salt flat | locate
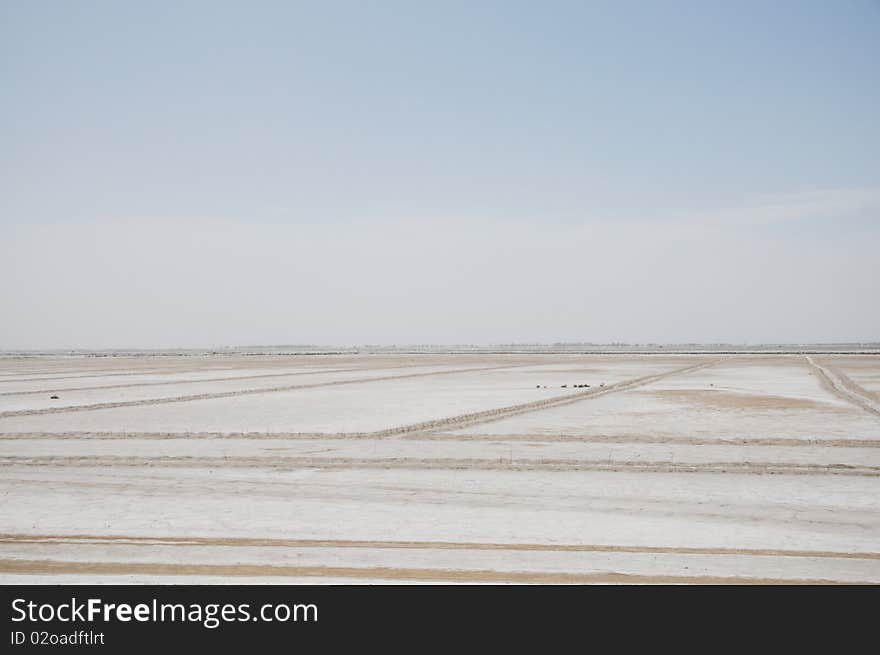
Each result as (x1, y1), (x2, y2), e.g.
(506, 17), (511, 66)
(1, 352), (878, 584)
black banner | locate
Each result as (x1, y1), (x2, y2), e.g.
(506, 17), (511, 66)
(1, 585), (875, 650)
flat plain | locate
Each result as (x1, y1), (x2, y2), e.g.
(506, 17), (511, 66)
(1, 351), (879, 583)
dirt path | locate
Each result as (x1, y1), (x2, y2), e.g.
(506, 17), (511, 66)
(0, 363), (536, 419)
(2, 533), (876, 560)
(0, 558), (868, 584)
(405, 432), (880, 447)
(369, 358), (724, 438)
(0, 367), (242, 384)
(1, 431), (876, 448)
(0, 366), (369, 397)
(4, 454), (877, 476)
(805, 356), (880, 418)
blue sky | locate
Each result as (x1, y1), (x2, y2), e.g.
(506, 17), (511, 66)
(1, 1), (878, 347)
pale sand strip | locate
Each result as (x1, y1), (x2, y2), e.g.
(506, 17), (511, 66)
(0, 363), (535, 419)
(806, 355), (880, 418)
(0, 559), (870, 584)
(2, 455), (877, 475)
(1, 533), (877, 560)
(1, 431), (876, 448)
(0, 366), (369, 397)
(359, 358), (723, 438)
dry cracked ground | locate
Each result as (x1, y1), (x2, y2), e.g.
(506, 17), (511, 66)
(1, 351), (879, 584)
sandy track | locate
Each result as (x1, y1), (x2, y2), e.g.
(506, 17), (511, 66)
(0, 363), (534, 419)
(0, 360), (491, 398)
(0, 558), (867, 584)
(3, 533), (876, 560)
(813, 357), (880, 411)
(1, 431), (876, 448)
(0, 366), (371, 397)
(363, 358), (723, 438)
(805, 355), (880, 417)
(0, 368), (243, 384)
(408, 432), (880, 447)
(3, 454), (877, 476)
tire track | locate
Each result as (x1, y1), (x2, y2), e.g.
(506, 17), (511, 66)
(0, 358), (719, 426)
(3, 454), (877, 476)
(0, 367), (240, 383)
(0, 361), (373, 383)
(0, 559), (867, 584)
(806, 356), (880, 418)
(816, 358), (880, 404)
(0, 365), (417, 397)
(0, 363), (535, 419)
(2, 533), (876, 560)
(0, 360), (511, 396)
(1, 431), (876, 448)
(365, 358), (723, 438)
(402, 433), (880, 447)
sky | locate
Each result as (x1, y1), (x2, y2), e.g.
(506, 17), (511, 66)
(1, 1), (879, 348)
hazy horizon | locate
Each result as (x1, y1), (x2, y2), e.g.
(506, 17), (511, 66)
(4, 340), (880, 354)
(3, 2), (878, 349)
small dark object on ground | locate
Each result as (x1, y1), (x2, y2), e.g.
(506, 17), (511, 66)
(50, 395), (59, 399)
